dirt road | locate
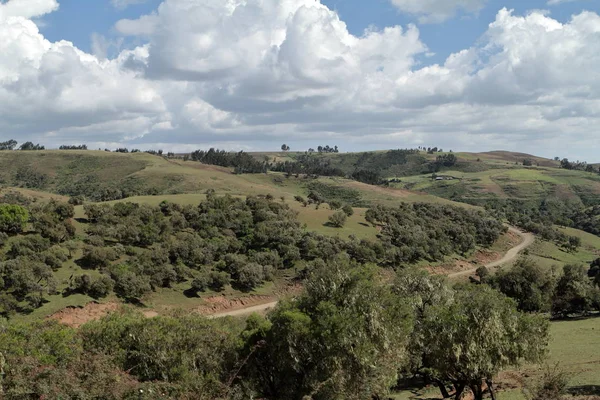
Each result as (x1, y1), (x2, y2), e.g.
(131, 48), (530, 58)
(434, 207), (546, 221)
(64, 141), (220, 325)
(212, 226), (535, 318)
(448, 226), (535, 278)
(211, 301), (279, 318)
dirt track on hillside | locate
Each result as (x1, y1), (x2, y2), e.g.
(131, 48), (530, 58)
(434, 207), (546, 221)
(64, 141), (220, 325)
(210, 226), (535, 318)
(448, 226), (535, 278)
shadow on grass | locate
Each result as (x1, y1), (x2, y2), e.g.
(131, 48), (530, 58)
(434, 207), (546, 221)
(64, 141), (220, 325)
(568, 385), (600, 397)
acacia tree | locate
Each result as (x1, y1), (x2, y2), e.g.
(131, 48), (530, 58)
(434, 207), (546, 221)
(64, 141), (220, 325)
(420, 285), (549, 400)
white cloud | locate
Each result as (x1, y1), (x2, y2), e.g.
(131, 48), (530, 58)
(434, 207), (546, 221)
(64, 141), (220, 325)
(1, 0), (600, 160)
(547, 0), (578, 5)
(389, 0), (488, 23)
(110, 0), (147, 10)
(0, 0), (58, 19)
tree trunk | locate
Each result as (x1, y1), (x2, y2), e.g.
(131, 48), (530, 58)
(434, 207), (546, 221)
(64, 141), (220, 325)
(454, 383), (466, 400)
(486, 379), (497, 400)
(469, 384), (484, 400)
(434, 380), (451, 399)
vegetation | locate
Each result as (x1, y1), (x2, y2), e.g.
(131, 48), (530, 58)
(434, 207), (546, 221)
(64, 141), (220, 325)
(189, 148), (268, 174)
(0, 147), (598, 399)
(0, 257), (551, 399)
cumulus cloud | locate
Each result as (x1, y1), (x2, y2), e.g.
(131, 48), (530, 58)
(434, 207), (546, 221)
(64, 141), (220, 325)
(389, 0), (488, 23)
(1, 0), (600, 159)
(0, 0), (58, 18)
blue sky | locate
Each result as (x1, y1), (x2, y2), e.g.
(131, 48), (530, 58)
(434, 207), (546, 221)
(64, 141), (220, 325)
(1, 0), (600, 159)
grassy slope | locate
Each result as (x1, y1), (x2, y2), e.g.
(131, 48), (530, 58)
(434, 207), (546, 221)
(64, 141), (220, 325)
(388, 151), (600, 205)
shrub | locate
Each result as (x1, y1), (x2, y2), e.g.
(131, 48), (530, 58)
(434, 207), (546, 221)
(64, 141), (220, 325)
(210, 271), (230, 291)
(342, 204), (354, 217)
(328, 211), (347, 228)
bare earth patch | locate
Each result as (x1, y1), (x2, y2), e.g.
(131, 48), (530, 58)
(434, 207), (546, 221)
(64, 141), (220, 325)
(48, 301), (120, 328)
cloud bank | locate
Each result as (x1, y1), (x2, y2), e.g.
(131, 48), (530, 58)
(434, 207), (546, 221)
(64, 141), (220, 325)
(1, 0), (600, 159)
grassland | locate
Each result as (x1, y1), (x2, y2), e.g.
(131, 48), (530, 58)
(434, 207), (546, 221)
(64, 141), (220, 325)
(389, 152), (600, 205)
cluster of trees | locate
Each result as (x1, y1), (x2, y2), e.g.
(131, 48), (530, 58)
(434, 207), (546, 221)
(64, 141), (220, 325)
(430, 153), (458, 171)
(0, 200), (76, 314)
(559, 157), (599, 173)
(483, 197), (600, 251)
(0, 192), (506, 315)
(188, 148), (268, 174)
(366, 203), (506, 265)
(271, 154), (345, 178)
(59, 145), (88, 150)
(18, 141), (45, 151)
(0, 257), (550, 400)
(309, 145), (339, 153)
(479, 258), (600, 318)
(0, 140), (45, 151)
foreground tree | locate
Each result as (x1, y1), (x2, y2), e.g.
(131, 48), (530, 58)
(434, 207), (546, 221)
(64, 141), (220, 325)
(420, 285), (549, 400)
(243, 256), (412, 399)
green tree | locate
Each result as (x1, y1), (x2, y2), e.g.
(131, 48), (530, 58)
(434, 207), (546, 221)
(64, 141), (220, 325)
(488, 258), (555, 312)
(0, 204), (29, 234)
(328, 211), (347, 228)
(552, 264), (600, 318)
(342, 204), (354, 217)
(243, 256), (412, 399)
(420, 285), (549, 400)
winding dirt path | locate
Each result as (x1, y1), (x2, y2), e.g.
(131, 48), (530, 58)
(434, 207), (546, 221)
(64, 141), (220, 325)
(212, 226), (535, 318)
(448, 226), (535, 278)
(210, 301), (279, 318)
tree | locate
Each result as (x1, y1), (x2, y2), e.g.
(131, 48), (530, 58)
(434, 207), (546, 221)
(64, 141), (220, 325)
(488, 258), (555, 312)
(342, 204), (354, 217)
(420, 285), (549, 400)
(19, 142), (45, 151)
(0, 204), (29, 234)
(0, 139), (18, 150)
(243, 257), (412, 399)
(552, 264), (600, 318)
(328, 211), (347, 228)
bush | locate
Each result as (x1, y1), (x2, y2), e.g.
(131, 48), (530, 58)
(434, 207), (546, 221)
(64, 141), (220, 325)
(210, 271), (230, 291)
(328, 200), (342, 210)
(328, 211), (347, 228)
(523, 364), (570, 400)
(342, 204), (354, 217)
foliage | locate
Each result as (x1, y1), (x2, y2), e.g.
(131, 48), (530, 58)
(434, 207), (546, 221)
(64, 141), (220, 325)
(523, 364), (570, 400)
(0, 204), (29, 234)
(419, 285), (549, 400)
(190, 148), (268, 174)
(19, 142), (45, 151)
(0, 139), (18, 150)
(328, 211), (347, 228)
(59, 145), (88, 150)
(552, 264), (600, 318)
(366, 203), (506, 265)
(242, 257), (412, 399)
(488, 258), (556, 312)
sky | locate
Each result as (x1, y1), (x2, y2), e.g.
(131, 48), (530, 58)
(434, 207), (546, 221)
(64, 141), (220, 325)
(0, 0), (599, 160)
